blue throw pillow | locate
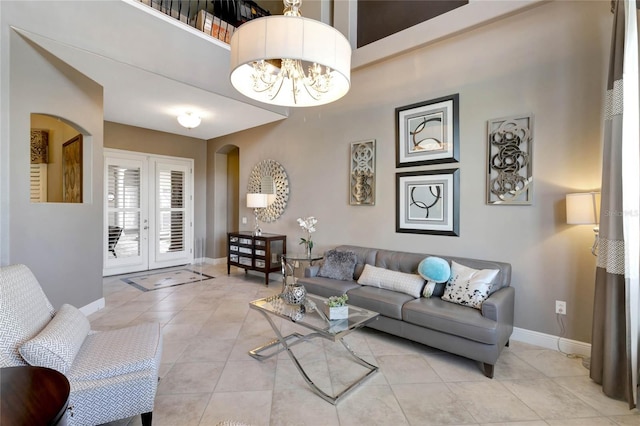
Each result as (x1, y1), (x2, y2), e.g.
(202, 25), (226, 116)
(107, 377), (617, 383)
(418, 257), (451, 298)
(418, 257), (451, 283)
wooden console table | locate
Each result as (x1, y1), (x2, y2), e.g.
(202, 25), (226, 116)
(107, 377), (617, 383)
(228, 231), (286, 286)
(1, 365), (70, 425)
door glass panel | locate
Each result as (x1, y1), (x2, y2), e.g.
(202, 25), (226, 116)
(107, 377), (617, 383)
(107, 165), (141, 259)
(158, 169), (185, 254)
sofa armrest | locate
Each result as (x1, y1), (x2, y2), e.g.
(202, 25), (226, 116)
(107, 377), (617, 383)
(481, 286), (514, 325)
(305, 265), (320, 277)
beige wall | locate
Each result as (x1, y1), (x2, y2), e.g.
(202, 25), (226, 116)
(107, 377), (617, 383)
(104, 122), (208, 248)
(208, 1), (609, 342)
(7, 28), (104, 309)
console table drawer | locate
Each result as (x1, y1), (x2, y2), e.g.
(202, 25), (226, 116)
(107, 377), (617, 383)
(238, 256), (252, 266)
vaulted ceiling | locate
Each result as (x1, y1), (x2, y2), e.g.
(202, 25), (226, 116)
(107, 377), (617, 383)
(5, 0), (543, 140)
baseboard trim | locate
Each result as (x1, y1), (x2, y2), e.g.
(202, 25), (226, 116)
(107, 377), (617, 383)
(80, 297), (105, 317)
(194, 257), (226, 265)
(511, 326), (591, 357)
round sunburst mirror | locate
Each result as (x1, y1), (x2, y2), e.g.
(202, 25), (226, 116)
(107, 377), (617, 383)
(247, 159), (289, 222)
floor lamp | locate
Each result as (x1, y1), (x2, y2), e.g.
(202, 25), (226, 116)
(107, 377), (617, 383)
(247, 193), (268, 236)
(565, 191), (601, 369)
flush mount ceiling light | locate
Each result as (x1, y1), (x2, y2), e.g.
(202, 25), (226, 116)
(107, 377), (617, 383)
(177, 112), (201, 129)
(229, 0), (352, 107)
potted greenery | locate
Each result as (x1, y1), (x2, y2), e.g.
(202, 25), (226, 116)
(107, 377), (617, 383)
(324, 294), (349, 320)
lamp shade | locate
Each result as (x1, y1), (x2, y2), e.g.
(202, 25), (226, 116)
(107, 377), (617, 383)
(229, 15), (351, 107)
(566, 192), (601, 225)
(247, 193), (269, 208)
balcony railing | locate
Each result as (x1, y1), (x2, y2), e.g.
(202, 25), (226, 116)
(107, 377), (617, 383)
(138, 0), (270, 43)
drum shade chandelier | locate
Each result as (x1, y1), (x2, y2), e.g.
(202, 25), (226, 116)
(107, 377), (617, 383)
(229, 0), (352, 107)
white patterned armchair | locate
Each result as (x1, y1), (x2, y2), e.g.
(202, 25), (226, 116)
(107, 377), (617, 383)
(0, 264), (162, 426)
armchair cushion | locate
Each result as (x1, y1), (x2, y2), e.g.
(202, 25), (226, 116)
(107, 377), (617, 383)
(19, 304), (89, 374)
(68, 323), (162, 381)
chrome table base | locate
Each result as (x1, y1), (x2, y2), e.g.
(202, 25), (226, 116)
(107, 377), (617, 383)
(249, 310), (378, 405)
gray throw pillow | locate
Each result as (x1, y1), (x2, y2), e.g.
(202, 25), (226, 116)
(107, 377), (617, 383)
(318, 250), (357, 281)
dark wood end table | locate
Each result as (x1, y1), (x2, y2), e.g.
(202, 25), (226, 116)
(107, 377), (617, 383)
(1, 365), (70, 425)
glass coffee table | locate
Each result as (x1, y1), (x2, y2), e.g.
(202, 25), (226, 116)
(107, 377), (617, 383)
(249, 293), (379, 404)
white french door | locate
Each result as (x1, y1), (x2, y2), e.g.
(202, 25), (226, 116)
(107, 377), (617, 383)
(103, 149), (193, 276)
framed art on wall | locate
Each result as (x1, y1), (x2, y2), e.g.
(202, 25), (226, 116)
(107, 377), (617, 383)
(396, 94), (459, 167)
(350, 139), (376, 205)
(396, 168), (459, 236)
(62, 134), (82, 203)
(486, 113), (534, 205)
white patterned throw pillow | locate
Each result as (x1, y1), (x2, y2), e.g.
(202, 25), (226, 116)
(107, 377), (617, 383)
(441, 261), (499, 309)
(19, 303), (90, 374)
(357, 264), (425, 298)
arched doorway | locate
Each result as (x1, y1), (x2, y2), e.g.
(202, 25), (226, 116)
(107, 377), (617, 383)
(211, 144), (239, 261)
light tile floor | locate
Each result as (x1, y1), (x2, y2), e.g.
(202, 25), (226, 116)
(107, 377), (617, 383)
(96, 264), (640, 426)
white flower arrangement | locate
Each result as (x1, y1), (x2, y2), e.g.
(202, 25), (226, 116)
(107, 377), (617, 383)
(297, 216), (317, 251)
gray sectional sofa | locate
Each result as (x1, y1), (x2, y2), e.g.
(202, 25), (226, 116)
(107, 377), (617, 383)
(297, 245), (514, 378)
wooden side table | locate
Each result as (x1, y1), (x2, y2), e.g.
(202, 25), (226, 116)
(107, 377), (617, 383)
(1, 366), (70, 425)
(227, 231), (286, 285)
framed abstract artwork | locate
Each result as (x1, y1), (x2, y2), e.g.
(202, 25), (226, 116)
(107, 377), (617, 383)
(486, 113), (534, 205)
(62, 134), (83, 203)
(396, 168), (460, 236)
(396, 94), (459, 167)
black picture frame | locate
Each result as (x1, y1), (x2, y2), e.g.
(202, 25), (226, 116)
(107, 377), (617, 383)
(396, 168), (460, 236)
(396, 94), (459, 167)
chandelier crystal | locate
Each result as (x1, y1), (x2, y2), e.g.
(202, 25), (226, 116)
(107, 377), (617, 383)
(229, 0), (351, 107)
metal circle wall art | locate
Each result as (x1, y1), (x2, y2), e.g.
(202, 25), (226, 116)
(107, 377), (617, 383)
(350, 140), (376, 205)
(247, 159), (289, 222)
(486, 114), (534, 205)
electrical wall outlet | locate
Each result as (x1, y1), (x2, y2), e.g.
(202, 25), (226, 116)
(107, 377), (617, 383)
(556, 300), (566, 315)
(242, 217), (247, 224)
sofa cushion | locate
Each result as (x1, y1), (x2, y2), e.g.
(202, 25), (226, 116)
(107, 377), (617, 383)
(19, 303), (90, 374)
(333, 245), (378, 280)
(403, 298), (499, 344)
(318, 249), (358, 281)
(357, 264), (425, 298)
(441, 261), (499, 309)
(299, 276), (361, 299)
(347, 286), (415, 320)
